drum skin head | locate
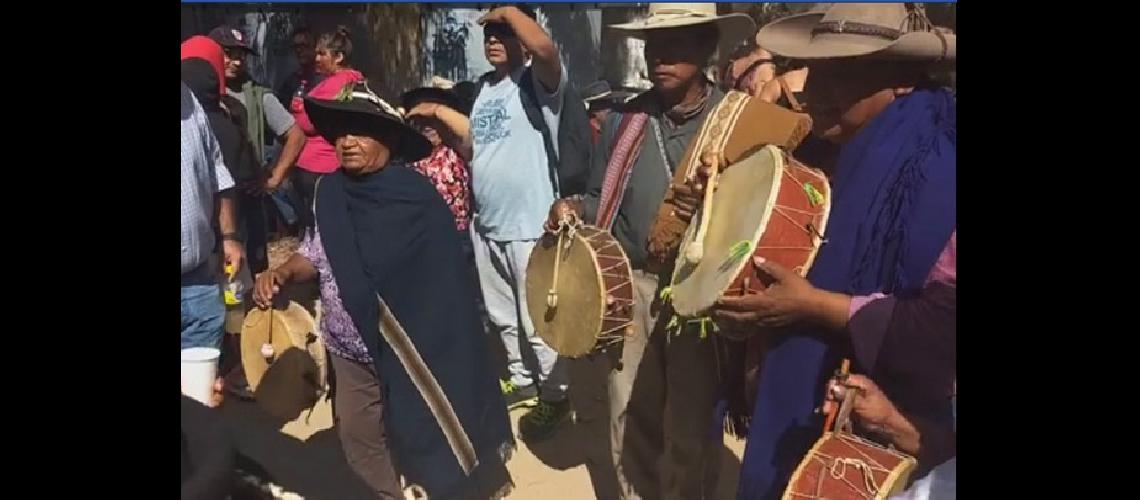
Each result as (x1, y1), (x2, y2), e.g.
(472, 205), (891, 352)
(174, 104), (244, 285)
(526, 231), (605, 357)
(241, 301), (326, 391)
(671, 146), (784, 317)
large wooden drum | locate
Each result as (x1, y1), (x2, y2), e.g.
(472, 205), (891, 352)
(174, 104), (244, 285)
(525, 219), (635, 357)
(670, 145), (831, 317)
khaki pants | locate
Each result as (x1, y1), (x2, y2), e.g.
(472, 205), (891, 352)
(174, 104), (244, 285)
(569, 270), (724, 500)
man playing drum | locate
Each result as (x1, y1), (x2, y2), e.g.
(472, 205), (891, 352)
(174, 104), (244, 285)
(545, 4), (755, 499)
(693, 4), (957, 498)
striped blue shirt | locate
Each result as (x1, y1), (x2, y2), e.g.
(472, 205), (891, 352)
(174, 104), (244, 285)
(181, 83), (234, 274)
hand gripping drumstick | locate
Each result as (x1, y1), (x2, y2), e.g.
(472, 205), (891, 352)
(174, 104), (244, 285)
(823, 358), (852, 435)
(684, 151), (723, 264)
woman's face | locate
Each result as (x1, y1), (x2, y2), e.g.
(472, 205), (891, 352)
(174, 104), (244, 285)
(315, 43), (343, 75)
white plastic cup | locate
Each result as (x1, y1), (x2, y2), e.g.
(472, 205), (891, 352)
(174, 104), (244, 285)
(181, 347), (220, 405)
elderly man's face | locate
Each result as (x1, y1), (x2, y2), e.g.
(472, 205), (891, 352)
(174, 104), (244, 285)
(644, 27), (715, 94)
(336, 132), (393, 175)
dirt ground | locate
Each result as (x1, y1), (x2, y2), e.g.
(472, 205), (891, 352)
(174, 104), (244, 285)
(503, 407), (747, 499)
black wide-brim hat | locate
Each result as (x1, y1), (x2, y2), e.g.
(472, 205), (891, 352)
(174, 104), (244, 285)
(304, 81), (432, 163)
(401, 86), (468, 116)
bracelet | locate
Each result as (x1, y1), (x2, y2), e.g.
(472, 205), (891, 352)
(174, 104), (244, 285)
(222, 233), (242, 243)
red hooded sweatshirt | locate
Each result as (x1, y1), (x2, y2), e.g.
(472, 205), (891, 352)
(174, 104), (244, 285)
(180, 36), (225, 98)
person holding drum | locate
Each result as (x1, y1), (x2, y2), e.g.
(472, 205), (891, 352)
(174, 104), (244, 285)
(546, 4), (756, 499)
(252, 80), (513, 499)
(692, 4), (957, 498)
(824, 374), (956, 480)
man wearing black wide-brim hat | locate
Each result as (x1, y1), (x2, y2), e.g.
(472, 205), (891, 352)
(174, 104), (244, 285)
(252, 81), (514, 499)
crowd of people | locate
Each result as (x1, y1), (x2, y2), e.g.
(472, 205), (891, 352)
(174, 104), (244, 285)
(181, 3), (955, 499)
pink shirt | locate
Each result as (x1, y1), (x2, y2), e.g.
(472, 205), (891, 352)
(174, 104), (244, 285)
(293, 69), (364, 174)
(849, 231), (957, 317)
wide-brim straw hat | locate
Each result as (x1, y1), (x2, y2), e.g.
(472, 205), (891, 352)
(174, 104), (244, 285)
(756, 3), (955, 61)
(609, 3), (757, 49)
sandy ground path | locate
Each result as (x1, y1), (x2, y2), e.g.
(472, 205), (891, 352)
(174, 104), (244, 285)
(502, 406), (747, 499)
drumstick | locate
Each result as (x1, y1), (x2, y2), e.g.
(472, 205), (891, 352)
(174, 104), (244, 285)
(546, 213), (576, 309)
(684, 152), (721, 264)
(261, 307), (277, 360)
(547, 230), (564, 309)
(822, 358), (851, 435)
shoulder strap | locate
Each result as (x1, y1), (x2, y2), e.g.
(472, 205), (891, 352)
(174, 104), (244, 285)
(595, 112), (649, 230)
(517, 66), (563, 196)
(776, 76), (804, 113)
(472, 70), (496, 104)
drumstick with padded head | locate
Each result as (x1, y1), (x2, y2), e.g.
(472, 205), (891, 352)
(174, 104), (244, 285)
(685, 151), (722, 264)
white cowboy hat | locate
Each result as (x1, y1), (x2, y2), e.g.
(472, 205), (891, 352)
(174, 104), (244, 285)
(609, 3), (757, 49)
(757, 3), (954, 61)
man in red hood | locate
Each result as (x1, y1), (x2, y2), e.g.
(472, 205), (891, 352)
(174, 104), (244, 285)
(182, 35), (264, 399)
(181, 36), (226, 97)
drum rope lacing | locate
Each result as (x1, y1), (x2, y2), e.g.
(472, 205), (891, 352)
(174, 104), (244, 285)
(754, 168), (829, 258)
(586, 231), (635, 345)
(787, 433), (903, 499)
